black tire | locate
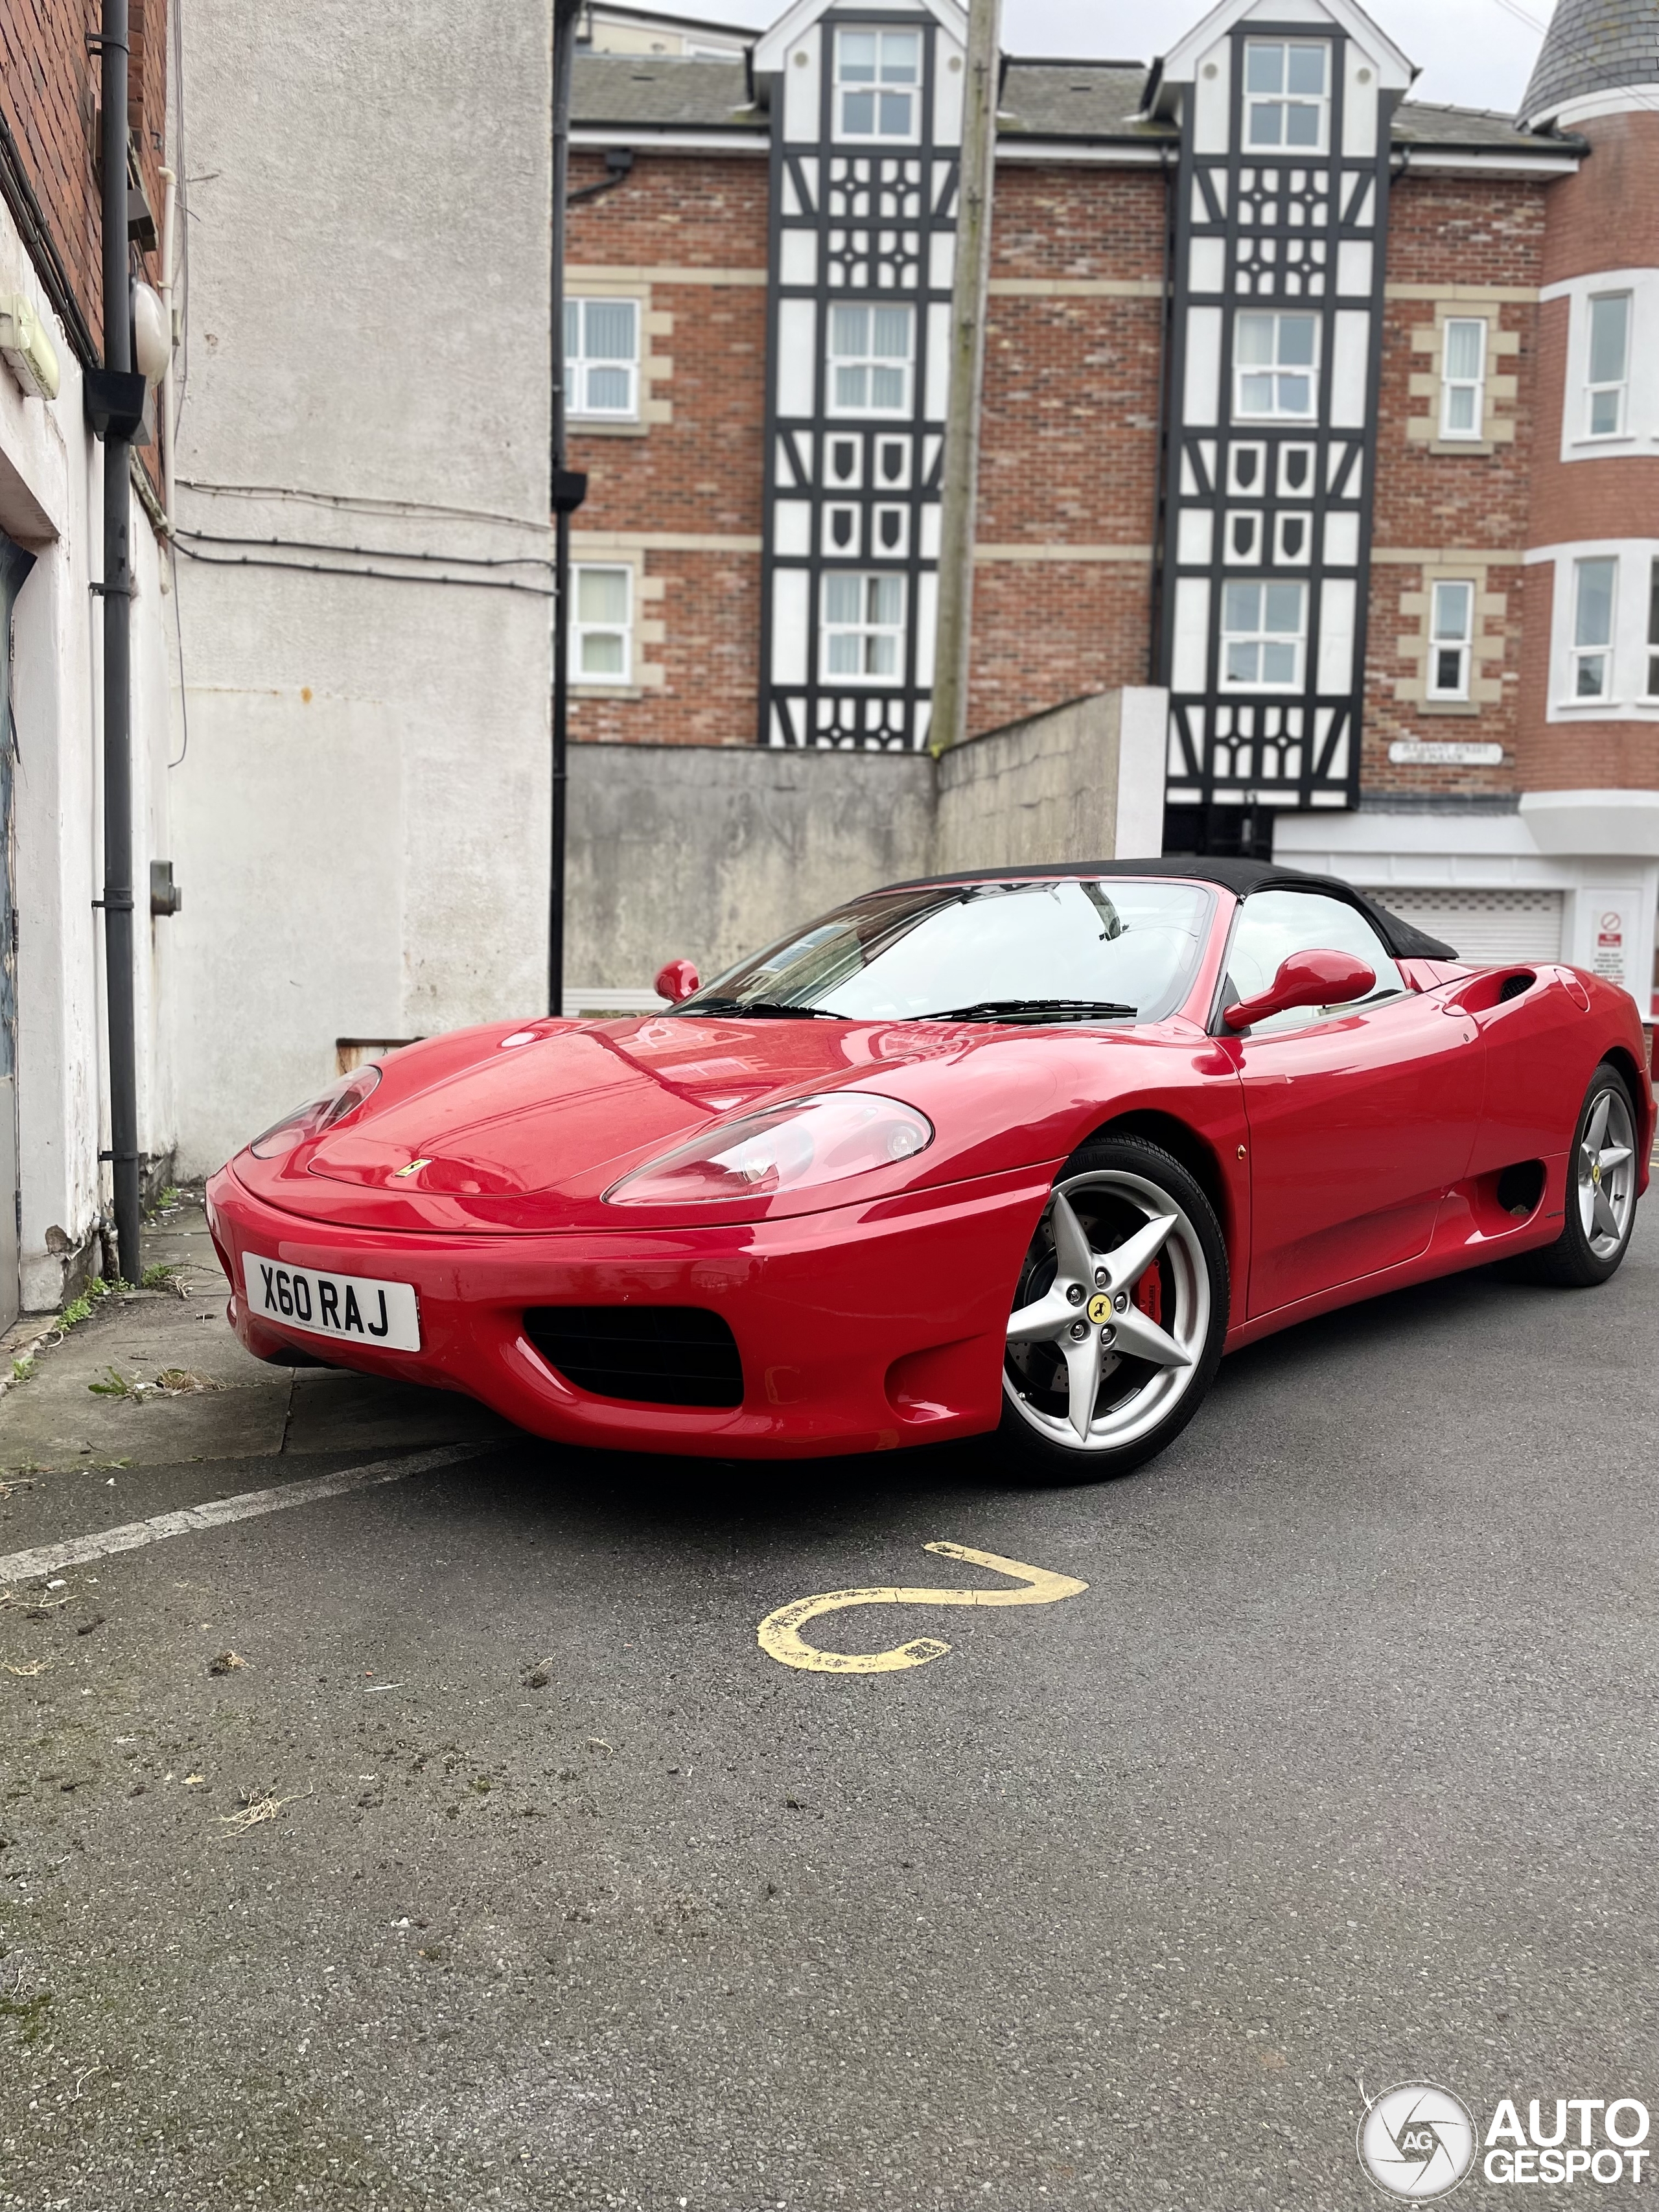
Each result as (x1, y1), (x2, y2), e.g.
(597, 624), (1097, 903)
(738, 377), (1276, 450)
(1511, 1060), (1642, 1288)
(994, 1135), (1229, 1484)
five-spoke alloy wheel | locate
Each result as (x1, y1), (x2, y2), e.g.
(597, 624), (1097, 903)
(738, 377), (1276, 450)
(1516, 1060), (1642, 1288)
(999, 1136), (1228, 1482)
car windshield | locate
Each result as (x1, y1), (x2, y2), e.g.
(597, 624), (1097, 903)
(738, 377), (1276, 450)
(676, 878), (1214, 1025)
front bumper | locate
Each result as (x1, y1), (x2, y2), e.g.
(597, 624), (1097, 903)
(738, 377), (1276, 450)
(205, 1159), (1057, 1458)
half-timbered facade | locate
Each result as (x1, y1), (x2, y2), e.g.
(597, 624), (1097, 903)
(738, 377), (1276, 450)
(1154, 1), (1409, 825)
(754, 0), (964, 751)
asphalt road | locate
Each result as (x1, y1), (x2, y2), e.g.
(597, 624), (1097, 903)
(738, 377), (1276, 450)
(2, 1210), (1657, 2212)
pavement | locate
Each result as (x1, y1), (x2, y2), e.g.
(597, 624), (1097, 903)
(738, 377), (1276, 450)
(0, 1191), (1656, 2211)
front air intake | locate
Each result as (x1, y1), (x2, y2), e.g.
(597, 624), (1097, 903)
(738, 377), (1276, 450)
(523, 1306), (744, 1408)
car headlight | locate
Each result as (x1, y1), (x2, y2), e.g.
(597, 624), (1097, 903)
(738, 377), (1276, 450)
(604, 1091), (933, 1205)
(248, 1064), (383, 1160)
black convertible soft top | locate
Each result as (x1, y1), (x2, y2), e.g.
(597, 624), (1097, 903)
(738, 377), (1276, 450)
(888, 857), (1459, 964)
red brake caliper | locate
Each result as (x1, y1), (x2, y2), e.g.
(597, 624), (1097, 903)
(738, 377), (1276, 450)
(1132, 1265), (1163, 1326)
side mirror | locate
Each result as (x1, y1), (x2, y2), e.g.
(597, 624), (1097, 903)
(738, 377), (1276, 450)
(654, 959), (701, 1005)
(1224, 948), (1376, 1032)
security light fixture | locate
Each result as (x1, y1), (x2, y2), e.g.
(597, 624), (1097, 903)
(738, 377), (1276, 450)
(0, 294), (60, 400)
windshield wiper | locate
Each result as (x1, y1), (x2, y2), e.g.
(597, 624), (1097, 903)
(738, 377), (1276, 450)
(676, 996), (844, 1019)
(924, 998), (1139, 1025)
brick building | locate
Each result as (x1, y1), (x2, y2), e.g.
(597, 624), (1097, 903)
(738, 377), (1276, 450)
(562, 0), (1659, 1012)
(0, 0), (179, 1323)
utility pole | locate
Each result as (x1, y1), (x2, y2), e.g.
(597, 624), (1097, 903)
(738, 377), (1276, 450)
(927, 0), (1001, 759)
(548, 0), (587, 1019)
(99, 0), (141, 1282)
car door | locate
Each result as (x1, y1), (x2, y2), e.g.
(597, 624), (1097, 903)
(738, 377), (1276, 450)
(1221, 889), (1483, 1318)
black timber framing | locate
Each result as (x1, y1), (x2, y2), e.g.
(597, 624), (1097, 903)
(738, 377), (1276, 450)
(756, 8), (955, 751)
(1157, 19), (1398, 835)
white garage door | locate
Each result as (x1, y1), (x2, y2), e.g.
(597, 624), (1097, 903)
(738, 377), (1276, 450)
(1372, 887), (1565, 966)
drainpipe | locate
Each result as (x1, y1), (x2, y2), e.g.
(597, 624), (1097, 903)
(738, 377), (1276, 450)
(548, 0), (587, 1019)
(99, 0), (141, 1281)
(158, 163), (176, 528)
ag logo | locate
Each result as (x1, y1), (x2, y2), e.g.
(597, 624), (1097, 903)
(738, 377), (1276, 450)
(1358, 2082), (1478, 2199)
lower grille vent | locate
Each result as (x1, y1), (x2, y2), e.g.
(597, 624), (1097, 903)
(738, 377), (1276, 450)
(523, 1305), (743, 1408)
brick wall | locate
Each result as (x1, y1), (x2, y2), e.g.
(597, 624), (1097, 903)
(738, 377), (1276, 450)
(968, 559), (1154, 735)
(1514, 112), (1659, 793)
(565, 149), (768, 745)
(1539, 110), (1659, 285)
(968, 166), (1166, 733)
(1514, 563), (1659, 789)
(1362, 174), (1545, 802)
(0, 0), (168, 363)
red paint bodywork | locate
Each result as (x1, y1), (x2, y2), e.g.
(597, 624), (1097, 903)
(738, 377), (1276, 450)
(206, 886), (1653, 1460)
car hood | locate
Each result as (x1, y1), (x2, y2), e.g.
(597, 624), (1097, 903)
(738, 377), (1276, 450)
(233, 1013), (1211, 1233)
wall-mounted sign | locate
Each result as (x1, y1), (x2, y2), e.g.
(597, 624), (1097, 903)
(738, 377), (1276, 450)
(1594, 907), (1626, 986)
(1387, 739), (1505, 766)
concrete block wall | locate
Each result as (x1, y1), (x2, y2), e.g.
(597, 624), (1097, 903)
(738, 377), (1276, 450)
(565, 685), (1168, 994)
(934, 688), (1165, 874)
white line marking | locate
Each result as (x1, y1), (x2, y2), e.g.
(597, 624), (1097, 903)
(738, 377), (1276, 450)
(0, 1446), (486, 1586)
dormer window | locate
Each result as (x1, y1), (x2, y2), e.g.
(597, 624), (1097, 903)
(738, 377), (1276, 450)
(835, 29), (921, 142)
(1244, 41), (1328, 151)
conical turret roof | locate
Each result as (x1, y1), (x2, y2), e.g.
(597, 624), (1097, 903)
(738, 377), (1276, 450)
(1520, 0), (1659, 126)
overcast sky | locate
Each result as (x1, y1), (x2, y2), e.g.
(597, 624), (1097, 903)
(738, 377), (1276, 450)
(704, 0), (1552, 115)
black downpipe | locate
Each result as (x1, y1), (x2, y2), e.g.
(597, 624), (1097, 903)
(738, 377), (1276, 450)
(100, 0), (141, 1282)
(548, 0), (586, 1019)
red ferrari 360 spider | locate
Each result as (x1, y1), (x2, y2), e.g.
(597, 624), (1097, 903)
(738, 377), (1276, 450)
(206, 860), (1651, 1480)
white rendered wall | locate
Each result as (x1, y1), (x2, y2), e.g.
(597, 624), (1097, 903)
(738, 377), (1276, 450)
(169, 0), (554, 1174)
(0, 198), (178, 1310)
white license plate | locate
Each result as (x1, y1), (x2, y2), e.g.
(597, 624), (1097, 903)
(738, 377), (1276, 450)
(243, 1253), (421, 1353)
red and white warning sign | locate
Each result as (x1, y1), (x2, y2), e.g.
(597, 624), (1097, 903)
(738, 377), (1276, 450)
(1592, 908), (1626, 985)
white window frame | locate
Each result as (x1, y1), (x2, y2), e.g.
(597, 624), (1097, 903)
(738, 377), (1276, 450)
(833, 27), (922, 145)
(1426, 580), (1475, 702)
(570, 562), (634, 684)
(1585, 292), (1631, 440)
(826, 302), (915, 418)
(1220, 579), (1306, 691)
(1648, 559), (1659, 702)
(1242, 40), (1330, 154)
(1233, 311), (1320, 422)
(1570, 555), (1617, 703)
(819, 571), (907, 683)
(1439, 318), (1487, 441)
(565, 297), (640, 422)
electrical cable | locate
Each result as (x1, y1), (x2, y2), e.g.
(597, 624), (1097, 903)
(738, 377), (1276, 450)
(169, 524), (554, 571)
(170, 540), (556, 596)
(166, 544), (191, 767)
(175, 475), (554, 533)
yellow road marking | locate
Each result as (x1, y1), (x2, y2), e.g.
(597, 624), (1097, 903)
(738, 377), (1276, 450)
(756, 1542), (1088, 1675)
